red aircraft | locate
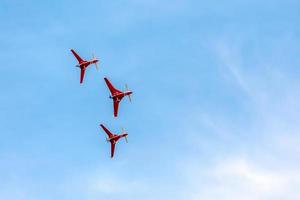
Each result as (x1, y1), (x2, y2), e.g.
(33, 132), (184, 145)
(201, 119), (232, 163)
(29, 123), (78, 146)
(100, 124), (128, 158)
(104, 77), (133, 117)
(70, 49), (99, 84)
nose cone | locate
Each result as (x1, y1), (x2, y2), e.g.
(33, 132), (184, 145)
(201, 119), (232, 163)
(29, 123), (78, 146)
(128, 91), (133, 95)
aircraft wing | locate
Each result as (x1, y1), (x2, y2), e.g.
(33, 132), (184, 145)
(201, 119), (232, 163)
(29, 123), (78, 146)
(80, 68), (85, 84)
(110, 141), (115, 158)
(113, 100), (119, 117)
(70, 49), (84, 63)
(100, 124), (113, 138)
(104, 77), (122, 95)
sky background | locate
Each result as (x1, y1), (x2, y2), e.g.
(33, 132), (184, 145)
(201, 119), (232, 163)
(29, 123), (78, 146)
(1, 0), (300, 199)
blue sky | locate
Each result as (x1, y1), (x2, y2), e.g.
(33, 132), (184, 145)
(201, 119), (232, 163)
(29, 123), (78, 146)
(1, 0), (300, 199)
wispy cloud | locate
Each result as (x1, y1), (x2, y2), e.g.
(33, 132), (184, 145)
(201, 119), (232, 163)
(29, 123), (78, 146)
(180, 156), (300, 200)
(59, 167), (148, 200)
(172, 37), (300, 200)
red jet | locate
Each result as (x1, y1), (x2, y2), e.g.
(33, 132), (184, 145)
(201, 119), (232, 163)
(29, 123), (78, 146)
(70, 49), (99, 84)
(104, 77), (133, 117)
(100, 124), (128, 158)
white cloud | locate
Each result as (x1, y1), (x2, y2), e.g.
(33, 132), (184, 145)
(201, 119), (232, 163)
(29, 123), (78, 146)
(215, 41), (252, 95)
(173, 37), (300, 200)
(180, 156), (300, 200)
(86, 173), (147, 195)
(60, 167), (148, 200)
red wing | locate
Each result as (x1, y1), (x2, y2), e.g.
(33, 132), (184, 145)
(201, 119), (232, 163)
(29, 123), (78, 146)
(110, 141), (115, 158)
(80, 68), (85, 84)
(70, 49), (84, 63)
(104, 77), (122, 95)
(100, 124), (113, 138)
(113, 100), (119, 117)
